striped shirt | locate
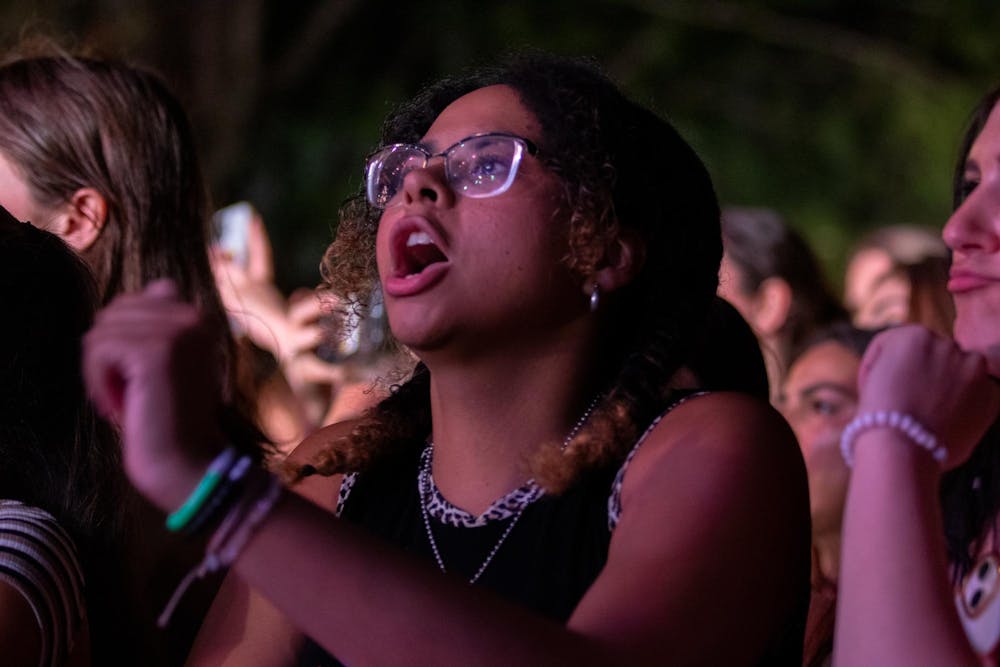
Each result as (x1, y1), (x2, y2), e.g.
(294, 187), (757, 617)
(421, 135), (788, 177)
(0, 500), (86, 667)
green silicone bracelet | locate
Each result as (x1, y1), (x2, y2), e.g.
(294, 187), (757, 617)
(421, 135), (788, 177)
(166, 470), (225, 532)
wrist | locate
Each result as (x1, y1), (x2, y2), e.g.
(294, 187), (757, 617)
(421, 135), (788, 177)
(840, 410), (946, 468)
(852, 428), (943, 486)
(127, 436), (225, 512)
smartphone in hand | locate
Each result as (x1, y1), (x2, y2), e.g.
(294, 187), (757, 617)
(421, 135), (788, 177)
(213, 201), (254, 268)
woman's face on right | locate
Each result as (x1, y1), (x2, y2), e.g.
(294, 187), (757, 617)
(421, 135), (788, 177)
(944, 101), (1000, 371)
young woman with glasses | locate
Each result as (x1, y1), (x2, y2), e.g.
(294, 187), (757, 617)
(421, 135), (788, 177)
(84, 53), (810, 665)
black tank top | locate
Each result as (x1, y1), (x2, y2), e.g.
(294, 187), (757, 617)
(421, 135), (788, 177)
(296, 398), (807, 665)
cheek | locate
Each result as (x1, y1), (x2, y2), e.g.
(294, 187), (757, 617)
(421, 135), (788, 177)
(794, 416), (845, 462)
(374, 219), (393, 277)
(954, 294), (1000, 353)
(794, 422), (821, 458)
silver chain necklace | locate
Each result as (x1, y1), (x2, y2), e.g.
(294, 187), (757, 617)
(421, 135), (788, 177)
(418, 396), (601, 584)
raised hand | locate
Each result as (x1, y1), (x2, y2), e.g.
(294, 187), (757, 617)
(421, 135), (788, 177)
(856, 324), (1000, 469)
(83, 279), (225, 510)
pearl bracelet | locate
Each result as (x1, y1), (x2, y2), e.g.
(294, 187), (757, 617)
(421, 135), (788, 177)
(839, 410), (947, 468)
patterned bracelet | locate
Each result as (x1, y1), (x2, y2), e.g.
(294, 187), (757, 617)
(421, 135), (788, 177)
(158, 467), (284, 628)
(839, 410), (947, 468)
(165, 447), (238, 532)
(181, 454), (254, 536)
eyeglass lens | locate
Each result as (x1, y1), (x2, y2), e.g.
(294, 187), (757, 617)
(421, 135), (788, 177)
(366, 135), (525, 208)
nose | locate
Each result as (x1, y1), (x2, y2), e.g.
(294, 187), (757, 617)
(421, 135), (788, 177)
(944, 188), (1000, 255)
(401, 159), (455, 208)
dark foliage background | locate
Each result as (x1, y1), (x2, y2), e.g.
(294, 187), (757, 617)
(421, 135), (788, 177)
(3, 0), (998, 292)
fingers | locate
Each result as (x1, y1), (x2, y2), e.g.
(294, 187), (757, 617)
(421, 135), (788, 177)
(851, 324), (998, 469)
(82, 329), (126, 421)
(289, 323), (325, 354)
(247, 212), (274, 283)
(145, 278), (180, 299)
(288, 293), (326, 326)
(857, 337), (881, 389)
(284, 352), (348, 387)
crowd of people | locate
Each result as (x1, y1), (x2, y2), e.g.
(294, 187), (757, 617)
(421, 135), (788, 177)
(1, 38), (999, 667)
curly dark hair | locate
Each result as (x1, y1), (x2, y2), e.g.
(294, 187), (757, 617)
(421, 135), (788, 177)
(300, 52), (727, 492)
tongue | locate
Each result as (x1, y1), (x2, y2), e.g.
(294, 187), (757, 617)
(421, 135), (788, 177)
(405, 242), (447, 275)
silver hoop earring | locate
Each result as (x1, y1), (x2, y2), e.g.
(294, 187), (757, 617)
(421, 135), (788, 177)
(589, 284), (600, 313)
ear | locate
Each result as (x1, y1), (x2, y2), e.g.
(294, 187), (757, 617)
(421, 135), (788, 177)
(584, 229), (646, 296)
(50, 188), (107, 251)
(751, 276), (792, 336)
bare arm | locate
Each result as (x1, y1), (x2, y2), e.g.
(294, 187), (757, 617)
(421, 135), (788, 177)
(197, 394), (808, 665)
(188, 427), (347, 666)
(568, 392), (810, 663)
(834, 431), (977, 665)
(84, 285), (809, 665)
(833, 326), (1000, 665)
(0, 581), (42, 667)
(187, 574), (304, 667)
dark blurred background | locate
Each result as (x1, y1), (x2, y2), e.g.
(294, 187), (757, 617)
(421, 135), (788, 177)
(2, 0), (997, 292)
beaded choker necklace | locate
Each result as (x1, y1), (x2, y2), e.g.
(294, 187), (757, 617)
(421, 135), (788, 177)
(417, 396), (600, 584)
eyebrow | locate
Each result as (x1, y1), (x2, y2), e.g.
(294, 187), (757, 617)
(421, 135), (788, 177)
(870, 269), (907, 291)
(799, 382), (857, 399)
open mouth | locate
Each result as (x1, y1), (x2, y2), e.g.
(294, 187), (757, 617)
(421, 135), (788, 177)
(394, 228), (448, 278)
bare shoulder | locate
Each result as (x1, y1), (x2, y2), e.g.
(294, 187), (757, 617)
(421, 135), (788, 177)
(642, 390), (798, 468)
(0, 579), (42, 667)
(619, 391), (806, 522)
(573, 396), (810, 662)
(279, 419), (362, 513)
(285, 418), (362, 466)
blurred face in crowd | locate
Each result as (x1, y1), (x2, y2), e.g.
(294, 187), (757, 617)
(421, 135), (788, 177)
(778, 340), (859, 535)
(717, 252), (754, 322)
(844, 248), (909, 329)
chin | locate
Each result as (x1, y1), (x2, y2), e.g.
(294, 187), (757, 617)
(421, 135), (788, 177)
(387, 319), (450, 355)
(954, 321), (1000, 372)
(955, 314), (991, 351)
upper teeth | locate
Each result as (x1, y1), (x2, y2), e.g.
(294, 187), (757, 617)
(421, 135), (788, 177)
(406, 231), (434, 247)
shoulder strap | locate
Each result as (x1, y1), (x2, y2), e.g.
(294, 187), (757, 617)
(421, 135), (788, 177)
(335, 472), (359, 518)
(607, 391), (710, 531)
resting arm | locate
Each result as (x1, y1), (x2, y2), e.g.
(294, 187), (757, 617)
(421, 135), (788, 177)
(833, 431), (978, 666)
(82, 287), (809, 664)
(832, 326), (1000, 666)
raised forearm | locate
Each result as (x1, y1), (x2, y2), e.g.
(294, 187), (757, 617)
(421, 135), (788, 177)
(834, 430), (978, 665)
(231, 492), (613, 666)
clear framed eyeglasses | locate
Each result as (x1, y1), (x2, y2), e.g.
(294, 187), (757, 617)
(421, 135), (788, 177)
(364, 132), (539, 209)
